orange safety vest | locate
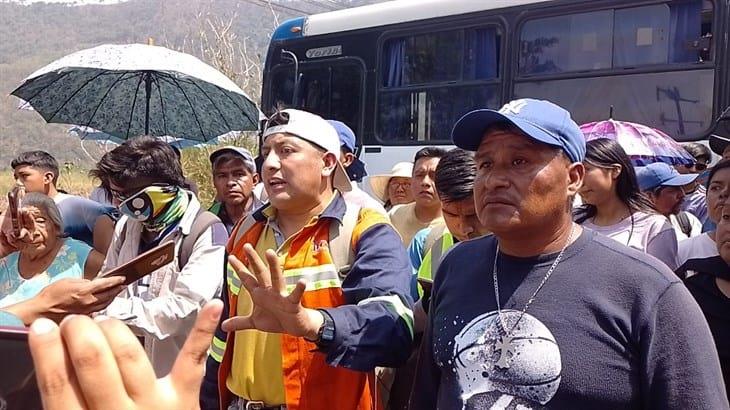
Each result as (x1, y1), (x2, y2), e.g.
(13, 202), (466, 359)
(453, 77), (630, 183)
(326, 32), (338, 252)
(217, 217), (377, 410)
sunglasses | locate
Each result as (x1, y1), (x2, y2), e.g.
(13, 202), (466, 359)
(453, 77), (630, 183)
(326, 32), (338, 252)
(110, 183), (169, 202)
(685, 163), (708, 171)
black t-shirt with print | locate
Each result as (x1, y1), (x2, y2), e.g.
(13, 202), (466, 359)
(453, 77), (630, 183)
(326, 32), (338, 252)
(410, 229), (727, 410)
(684, 270), (730, 393)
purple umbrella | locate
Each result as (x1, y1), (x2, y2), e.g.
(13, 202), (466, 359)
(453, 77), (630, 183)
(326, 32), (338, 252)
(580, 119), (695, 166)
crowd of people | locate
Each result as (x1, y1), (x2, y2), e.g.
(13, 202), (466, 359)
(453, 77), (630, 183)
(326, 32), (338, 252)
(1, 98), (729, 409)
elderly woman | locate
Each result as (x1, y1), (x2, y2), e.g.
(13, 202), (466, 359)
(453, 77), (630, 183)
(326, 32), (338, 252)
(368, 161), (414, 210)
(0, 193), (102, 307)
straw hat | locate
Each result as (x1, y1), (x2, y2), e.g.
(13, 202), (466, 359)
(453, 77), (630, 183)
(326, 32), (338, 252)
(368, 162), (414, 203)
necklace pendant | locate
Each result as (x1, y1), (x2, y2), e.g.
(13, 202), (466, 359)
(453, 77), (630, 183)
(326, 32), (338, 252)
(494, 335), (515, 370)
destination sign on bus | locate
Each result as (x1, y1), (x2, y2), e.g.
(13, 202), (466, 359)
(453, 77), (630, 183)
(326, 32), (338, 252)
(305, 45), (342, 59)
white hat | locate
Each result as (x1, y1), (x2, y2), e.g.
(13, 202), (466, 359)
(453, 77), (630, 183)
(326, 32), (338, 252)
(368, 162), (413, 203)
(263, 109), (352, 192)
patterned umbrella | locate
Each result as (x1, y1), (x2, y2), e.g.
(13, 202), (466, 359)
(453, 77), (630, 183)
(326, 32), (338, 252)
(580, 119), (694, 166)
(11, 44), (261, 142)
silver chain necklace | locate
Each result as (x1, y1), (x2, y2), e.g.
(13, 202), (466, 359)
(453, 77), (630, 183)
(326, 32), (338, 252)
(491, 223), (576, 369)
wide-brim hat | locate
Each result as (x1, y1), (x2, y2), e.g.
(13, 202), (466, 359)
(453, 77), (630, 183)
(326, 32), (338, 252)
(368, 162), (413, 203)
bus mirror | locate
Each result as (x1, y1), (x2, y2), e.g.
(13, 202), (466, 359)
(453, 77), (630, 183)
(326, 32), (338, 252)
(714, 106), (730, 139)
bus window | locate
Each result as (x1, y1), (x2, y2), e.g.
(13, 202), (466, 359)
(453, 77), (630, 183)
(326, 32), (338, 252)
(516, 0), (715, 139)
(379, 26), (501, 143)
(269, 62), (363, 134)
(378, 85), (499, 142)
(520, 0), (712, 75)
(613, 5), (671, 67)
(520, 10), (613, 75)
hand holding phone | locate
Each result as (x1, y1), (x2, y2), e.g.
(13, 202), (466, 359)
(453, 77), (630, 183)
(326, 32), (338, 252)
(98, 241), (175, 285)
(7, 185), (24, 238)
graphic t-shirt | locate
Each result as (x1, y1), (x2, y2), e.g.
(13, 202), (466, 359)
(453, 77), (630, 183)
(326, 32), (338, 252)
(410, 229), (727, 409)
(54, 193), (116, 247)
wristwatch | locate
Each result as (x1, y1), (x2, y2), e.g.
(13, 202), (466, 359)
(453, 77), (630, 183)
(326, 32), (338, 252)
(312, 309), (335, 348)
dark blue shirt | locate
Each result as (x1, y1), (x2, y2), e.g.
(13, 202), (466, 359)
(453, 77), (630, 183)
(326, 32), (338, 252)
(410, 229), (727, 409)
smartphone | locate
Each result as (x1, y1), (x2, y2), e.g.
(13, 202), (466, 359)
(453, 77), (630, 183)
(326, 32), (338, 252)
(98, 241), (175, 286)
(417, 277), (433, 297)
(0, 326), (41, 409)
(7, 186), (23, 237)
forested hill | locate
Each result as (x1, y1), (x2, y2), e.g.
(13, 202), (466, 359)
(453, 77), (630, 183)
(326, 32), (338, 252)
(0, 0), (381, 166)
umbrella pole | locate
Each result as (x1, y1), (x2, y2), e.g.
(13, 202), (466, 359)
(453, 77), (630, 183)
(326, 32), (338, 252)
(144, 72), (152, 135)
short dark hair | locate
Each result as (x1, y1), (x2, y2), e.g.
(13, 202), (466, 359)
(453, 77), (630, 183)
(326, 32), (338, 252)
(414, 147), (447, 164)
(435, 149), (475, 202)
(90, 136), (186, 189)
(683, 142), (711, 163)
(11, 151), (59, 185)
(707, 159), (730, 188)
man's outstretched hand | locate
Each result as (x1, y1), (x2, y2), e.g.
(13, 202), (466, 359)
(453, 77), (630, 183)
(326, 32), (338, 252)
(221, 244), (324, 341)
(28, 299), (223, 410)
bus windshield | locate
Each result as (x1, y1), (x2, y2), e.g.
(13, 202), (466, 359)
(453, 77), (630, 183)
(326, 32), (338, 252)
(269, 60), (364, 136)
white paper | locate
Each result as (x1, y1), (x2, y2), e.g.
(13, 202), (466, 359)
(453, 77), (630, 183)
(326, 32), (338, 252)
(636, 27), (653, 46)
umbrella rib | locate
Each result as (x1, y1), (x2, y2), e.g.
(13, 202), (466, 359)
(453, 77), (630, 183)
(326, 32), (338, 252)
(165, 72), (233, 132)
(125, 74), (145, 139)
(47, 70), (114, 122)
(151, 75), (168, 135)
(161, 74), (206, 140)
(14, 71), (70, 104)
(83, 72), (133, 135)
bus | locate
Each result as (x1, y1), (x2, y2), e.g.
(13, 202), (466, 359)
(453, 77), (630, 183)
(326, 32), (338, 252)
(260, 0), (730, 177)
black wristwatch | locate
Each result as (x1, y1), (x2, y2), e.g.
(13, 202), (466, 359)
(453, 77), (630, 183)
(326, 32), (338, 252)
(310, 309), (335, 348)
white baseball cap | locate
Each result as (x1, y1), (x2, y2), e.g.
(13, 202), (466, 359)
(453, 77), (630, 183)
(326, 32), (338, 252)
(263, 109), (352, 192)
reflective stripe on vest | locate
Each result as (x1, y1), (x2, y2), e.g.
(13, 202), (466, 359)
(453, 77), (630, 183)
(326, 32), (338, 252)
(421, 232), (455, 280)
(210, 335), (226, 363)
(283, 264), (341, 292)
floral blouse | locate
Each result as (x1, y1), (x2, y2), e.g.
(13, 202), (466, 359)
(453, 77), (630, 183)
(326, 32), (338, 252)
(0, 238), (91, 308)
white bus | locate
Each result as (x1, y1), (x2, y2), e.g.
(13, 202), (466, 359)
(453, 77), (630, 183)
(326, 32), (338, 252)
(260, 0), (729, 176)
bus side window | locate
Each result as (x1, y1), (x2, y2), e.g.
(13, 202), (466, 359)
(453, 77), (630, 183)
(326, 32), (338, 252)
(378, 26), (501, 143)
(515, 0), (715, 140)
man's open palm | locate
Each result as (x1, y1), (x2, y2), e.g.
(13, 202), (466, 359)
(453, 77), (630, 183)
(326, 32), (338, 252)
(222, 244), (323, 340)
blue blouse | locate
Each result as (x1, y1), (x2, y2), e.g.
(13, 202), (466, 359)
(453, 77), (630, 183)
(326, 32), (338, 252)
(0, 238), (91, 308)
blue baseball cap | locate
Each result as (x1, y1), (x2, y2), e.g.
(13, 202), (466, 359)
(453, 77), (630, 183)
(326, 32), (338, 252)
(635, 162), (698, 191)
(328, 120), (368, 181)
(451, 98), (586, 163)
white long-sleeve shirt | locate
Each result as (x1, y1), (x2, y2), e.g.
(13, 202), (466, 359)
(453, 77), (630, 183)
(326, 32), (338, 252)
(99, 194), (226, 376)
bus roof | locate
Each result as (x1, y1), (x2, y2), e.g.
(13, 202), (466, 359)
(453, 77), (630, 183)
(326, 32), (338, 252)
(303, 0), (554, 36)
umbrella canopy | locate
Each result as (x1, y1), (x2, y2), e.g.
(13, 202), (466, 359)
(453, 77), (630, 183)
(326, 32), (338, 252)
(11, 44), (261, 142)
(580, 119), (694, 166)
(67, 126), (213, 149)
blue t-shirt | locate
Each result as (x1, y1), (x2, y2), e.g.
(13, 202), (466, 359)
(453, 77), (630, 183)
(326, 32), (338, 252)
(0, 238), (91, 308)
(411, 229), (728, 409)
(55, 193), (116, 247)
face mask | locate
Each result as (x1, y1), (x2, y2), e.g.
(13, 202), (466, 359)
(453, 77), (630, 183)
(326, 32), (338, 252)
(119, 184), (189, 230)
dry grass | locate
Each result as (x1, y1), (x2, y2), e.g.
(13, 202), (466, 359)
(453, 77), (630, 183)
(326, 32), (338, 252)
(0, 134), (258, 213)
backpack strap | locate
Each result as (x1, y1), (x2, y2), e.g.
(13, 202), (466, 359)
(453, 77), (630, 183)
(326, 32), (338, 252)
(329, 202), (361, 276)
(178, 211), (221, 269)
(677, 211), (692, 237)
